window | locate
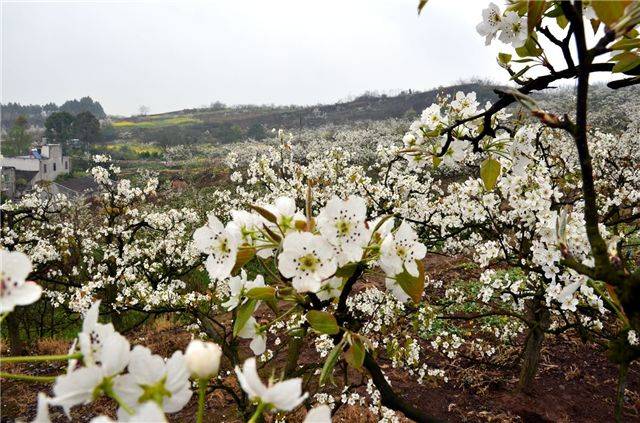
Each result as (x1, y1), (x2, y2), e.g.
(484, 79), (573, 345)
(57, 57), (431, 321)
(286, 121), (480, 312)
(43, 164), (47, 173)
(53, 163), (57, 171)
(65, 161), (68, 170)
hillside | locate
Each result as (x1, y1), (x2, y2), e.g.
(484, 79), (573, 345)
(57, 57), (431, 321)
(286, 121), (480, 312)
(110, 81), (639, 146)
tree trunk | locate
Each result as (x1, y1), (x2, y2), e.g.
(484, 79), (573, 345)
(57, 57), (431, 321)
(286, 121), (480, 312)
(5, 311), (25, 355)
(364, 353), (442, 423)
(518, 299), (550, 393)
(104, 283), (125, 332)
(615, 360), (629, 422)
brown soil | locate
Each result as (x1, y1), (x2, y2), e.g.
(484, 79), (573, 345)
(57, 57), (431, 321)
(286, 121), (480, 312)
(2, 254), (639, 422)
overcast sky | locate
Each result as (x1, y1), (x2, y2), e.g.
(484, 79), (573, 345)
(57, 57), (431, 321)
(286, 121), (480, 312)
(0, 0), (600, 116)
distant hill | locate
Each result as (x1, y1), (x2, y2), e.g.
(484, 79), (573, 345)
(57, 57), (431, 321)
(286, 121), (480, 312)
(111, 81), (638, 146)
(1, 96), (106, 129)
(112, 82), (505, 145)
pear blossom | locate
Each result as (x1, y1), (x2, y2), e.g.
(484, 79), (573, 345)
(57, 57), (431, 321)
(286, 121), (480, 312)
(316, 277), (342, 301)
(90, 402), (167, 423)
(265, 196), (306, 233)
(235, 357), (308, 411)
(450, 91), (479, 117)
(113, 346), (192, 415)
(0, 249), (42, 314)
(476, 2), (503, 45)
(222, 270), (265, 310)
(368, 216), (395, 244)
(193, 214), (238, 281)
(379, 221), (427, 278)
(238, 316), (267, 356)
(385, 277), (411, 303)
(77, 301), (121, 367)
(498, 11), (528, 48)
(228, 210), (274, 258)
(51, 332), (130, 417)
(278, 232), (337, 293)
(50, 304), (131, 417)
(316, 196), (369, 265)
(304, 405), (332, 423)
(420, 104), (446, 130)
(557, 281), (582, 311)
(628, 330), (639, 346)
(32, 393), (51, 423)
(184, 340), (223, 379)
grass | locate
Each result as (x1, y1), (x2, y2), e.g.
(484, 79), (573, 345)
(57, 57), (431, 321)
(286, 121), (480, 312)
(112, 116), (201, 128)
(104, 143), (163, 155)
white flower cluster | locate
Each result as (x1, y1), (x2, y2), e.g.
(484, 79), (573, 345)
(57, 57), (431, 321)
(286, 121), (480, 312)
(192, 194), (427, 355)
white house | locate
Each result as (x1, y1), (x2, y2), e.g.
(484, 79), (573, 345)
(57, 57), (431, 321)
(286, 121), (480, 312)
(1, 143), (70, 188)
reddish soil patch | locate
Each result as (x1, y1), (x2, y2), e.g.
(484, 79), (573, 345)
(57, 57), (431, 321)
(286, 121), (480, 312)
(2, 254), (639, 422)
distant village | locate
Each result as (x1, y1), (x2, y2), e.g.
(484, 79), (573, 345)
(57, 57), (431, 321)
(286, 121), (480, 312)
(1, 140), (99, 200)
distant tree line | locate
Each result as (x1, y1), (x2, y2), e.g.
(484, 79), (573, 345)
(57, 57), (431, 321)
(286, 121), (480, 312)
(1, 111), (102, 157)
(1, 96), (106, 129)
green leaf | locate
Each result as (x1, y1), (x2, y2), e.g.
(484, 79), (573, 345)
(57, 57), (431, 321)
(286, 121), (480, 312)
(335, 262), (359, 278)
(232, 248), (255, 275)
(556, 14), (569, 29)
(610, 38), (640, 51)
(344, 336), (366, 369)
(395, 260), (425, 303)
(498, 53), (512, 65)
(510, 65), (531, 80)
(246, 286), (276, 300)
(233, 299), (257, 337)
(591, 0), (630, 26)
(480, 157), (501, 191)
(612, 52), (640, 73)
(515, 36), (543, 58)
(319, 341), (343, 386)
(527, 1), (547, 33)
(307, 310), (340, 335)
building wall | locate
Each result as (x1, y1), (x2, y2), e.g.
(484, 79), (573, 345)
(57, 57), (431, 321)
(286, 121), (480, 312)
(1, 157), (40, 171)
(39, 144), (69, 181)
(1, 144), (70, 183)
(1, 167), (16, 198)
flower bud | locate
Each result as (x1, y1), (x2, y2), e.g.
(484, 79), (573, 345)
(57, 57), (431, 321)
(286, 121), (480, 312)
(185, 340), (222, 379)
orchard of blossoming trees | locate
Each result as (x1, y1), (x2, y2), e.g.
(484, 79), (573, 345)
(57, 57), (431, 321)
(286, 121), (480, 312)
(2, 1), (640, 422)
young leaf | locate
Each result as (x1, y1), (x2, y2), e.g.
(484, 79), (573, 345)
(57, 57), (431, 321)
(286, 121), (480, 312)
(591, 0), (630, 26)
(246, 286), (276, 300)
(612, 52), (640, 73)
(556, 14), (569, 29)
(480, 157), (501, 191)
(319, 341), (343, 386)
(233, 299), (257, 337)
(307, 310), (340, 335)
(232, 247), (255, 275)
(249, 205), (278, 224)
(395, 260), (425, 303)
(335, 262), (359, 278)
(344, 336), (366, 369)
(527, 1), (547, 33)
(262, 223), (281, 243)
(498, 53), (512, 65)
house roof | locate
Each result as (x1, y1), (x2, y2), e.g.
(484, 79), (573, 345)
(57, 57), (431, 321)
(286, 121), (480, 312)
(56, 176), (100, 193)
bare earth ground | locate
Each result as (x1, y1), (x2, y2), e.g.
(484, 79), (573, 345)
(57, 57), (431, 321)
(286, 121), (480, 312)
(2, 254), (639, 422)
